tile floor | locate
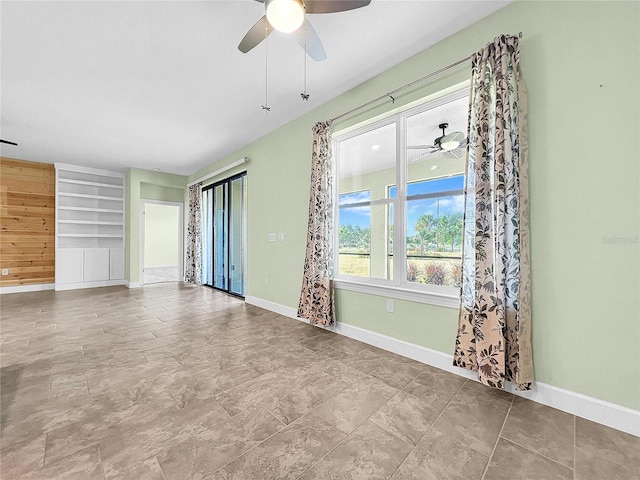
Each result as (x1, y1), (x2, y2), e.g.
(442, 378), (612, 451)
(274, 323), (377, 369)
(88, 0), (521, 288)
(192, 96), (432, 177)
(1, 284), (638, 480)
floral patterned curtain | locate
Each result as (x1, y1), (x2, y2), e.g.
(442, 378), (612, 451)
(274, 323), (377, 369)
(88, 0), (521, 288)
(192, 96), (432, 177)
(185, 183), (202, 285)
(298, 121), (335, 326)
(453, 35), (533, 390)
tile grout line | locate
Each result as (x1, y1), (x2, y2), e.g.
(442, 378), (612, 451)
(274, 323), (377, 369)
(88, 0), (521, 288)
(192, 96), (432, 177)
(97, 444), (107, 480)
(573, 415), (578, 480)
(498, 436), (575, 473)
(206, 407), (290, 477)
(480, 394), (515, 480)
(366, 371), (450, 445)
(155, 455), (168, 480)
(42, 432), (49, 467)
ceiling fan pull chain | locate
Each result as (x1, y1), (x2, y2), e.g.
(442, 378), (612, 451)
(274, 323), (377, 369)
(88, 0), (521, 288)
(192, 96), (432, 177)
(301, 23), (310, 101)
(262, 24), (271, 113)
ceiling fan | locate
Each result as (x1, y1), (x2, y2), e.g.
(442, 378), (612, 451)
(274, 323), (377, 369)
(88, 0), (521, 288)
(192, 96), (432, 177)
(238, 0), (371, 61)
(408, 123), (467, 161)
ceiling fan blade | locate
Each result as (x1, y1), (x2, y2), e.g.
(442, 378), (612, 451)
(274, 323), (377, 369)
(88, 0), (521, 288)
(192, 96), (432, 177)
(407, 145), (436, 150)
(238, 15), (273, 54)
(442, 148), (465, 159)
(0, 139), (18, 146)
(442, 131), (464, 142)
(409, 150), (438, 163)
(304, 0), (371, 14)
(295, 19), (327, 61)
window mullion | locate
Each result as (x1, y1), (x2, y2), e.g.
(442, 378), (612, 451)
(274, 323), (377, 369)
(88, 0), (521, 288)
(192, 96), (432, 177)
(332, 138), (340, 277)
(395, 117), (406, 287)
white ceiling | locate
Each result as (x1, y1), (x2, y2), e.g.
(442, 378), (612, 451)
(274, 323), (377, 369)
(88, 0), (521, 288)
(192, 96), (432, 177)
(0, 0), (509, 176)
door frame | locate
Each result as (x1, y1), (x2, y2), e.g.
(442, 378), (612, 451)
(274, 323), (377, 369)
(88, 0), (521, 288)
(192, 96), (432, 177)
(139, 199), (184, 285)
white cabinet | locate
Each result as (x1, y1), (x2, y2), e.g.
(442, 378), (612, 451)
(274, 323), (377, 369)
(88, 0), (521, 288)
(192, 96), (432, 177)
(83, 249), (110, 282)
(55, 164), (125, 290)
(109, 248), (125, 280)
(56, 248), (84, 284)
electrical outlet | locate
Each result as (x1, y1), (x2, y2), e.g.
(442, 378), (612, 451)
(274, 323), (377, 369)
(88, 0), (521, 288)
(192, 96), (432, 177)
(1, 268), (8, 276)
(386, 299), (394, 313)
(264, 276), (269, 286)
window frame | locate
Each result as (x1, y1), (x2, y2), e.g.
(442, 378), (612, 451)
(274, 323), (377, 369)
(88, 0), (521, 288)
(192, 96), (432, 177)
(333, 87), (468, 309)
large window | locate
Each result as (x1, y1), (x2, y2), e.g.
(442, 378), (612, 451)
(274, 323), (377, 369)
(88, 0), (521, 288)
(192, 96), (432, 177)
(334, 88), (468, 303)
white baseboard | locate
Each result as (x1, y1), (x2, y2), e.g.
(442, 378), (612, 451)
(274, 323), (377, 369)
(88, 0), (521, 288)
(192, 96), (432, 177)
(245, 295), (640, 438)
(245, 295), (298, 318)
(125, 280), (143, 289)
(54, 280), (127, 291)
(0, 283), (55, 295)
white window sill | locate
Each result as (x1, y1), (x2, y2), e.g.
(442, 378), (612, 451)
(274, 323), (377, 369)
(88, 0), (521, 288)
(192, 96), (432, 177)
(334, 278), (460, 309)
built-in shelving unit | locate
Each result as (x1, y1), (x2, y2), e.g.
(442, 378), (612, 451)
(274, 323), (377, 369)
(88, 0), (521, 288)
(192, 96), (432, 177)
(55, 164), (126, 290)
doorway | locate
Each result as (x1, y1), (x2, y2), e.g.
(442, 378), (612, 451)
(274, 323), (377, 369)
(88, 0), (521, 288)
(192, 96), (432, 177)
(202, 172), (247, 297)
(140, 201), (183, 285)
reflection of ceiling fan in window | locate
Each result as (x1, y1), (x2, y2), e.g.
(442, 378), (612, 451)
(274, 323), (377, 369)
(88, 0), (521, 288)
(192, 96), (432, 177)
(408, 123), (467, 162)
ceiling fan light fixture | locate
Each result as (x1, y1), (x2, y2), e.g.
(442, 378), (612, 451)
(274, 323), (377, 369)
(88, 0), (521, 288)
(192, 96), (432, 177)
(440, 139), (460, 151)
(266, 0), (305, 33)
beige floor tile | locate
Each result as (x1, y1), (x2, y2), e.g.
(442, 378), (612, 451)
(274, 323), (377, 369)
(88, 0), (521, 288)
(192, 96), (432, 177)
(0, 433), (45, 478)
(367, 357), (425, 390)
(369, 381), (451, 446)
(314, 379), (398, 434)
(260, 372), (350, 425)
(222, 414), (346, 480)
(501, 397), (574, 468)
(391, 424), (489, 480)
(483, 438), (573, 480)
(169, 363), (262, 409)
(100, 407), (231, 478)
(214, 361), (323, 416)
(156, 406), (284, 479)
(460, 379), (514, 403)
(17, 445), (104, 480)
(412, 364), (467, 397)
(299, 420), (412, 480)
(429, 386), (511, 456)
(575, 417), (640, 480)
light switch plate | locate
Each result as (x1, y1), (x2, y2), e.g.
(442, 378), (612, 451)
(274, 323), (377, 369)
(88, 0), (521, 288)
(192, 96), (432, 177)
(1, 269), (8, 276)
(268, 233), (276, 242)
(386, 299), (394, 313)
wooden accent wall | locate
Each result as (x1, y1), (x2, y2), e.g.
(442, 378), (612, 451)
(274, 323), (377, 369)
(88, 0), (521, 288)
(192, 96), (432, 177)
(0, 158), (56, 286)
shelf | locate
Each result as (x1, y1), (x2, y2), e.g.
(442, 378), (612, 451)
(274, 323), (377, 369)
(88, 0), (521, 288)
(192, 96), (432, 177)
(58, 192), (124, 201)
(58, 220), (123, 226)
(58, 206), (123, 213)
(58, 234), (124, 238)
(58, 179), (123, 189)
(56, 164), (126, 288)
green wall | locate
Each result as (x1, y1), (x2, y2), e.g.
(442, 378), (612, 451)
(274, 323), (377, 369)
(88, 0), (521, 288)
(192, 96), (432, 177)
(126, 168), (187, 283)
(140, 182), (185, 203)
(188, 1), (640, 410)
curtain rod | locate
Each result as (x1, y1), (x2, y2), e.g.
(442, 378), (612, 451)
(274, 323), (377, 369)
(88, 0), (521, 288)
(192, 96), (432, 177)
(330, 32), (522, 124)
(187, 157), (248, 187)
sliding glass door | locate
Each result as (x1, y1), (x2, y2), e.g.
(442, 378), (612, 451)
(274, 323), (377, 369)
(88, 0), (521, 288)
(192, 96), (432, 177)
(201, 172), (246, 296)
(228, 175), (245, 295)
